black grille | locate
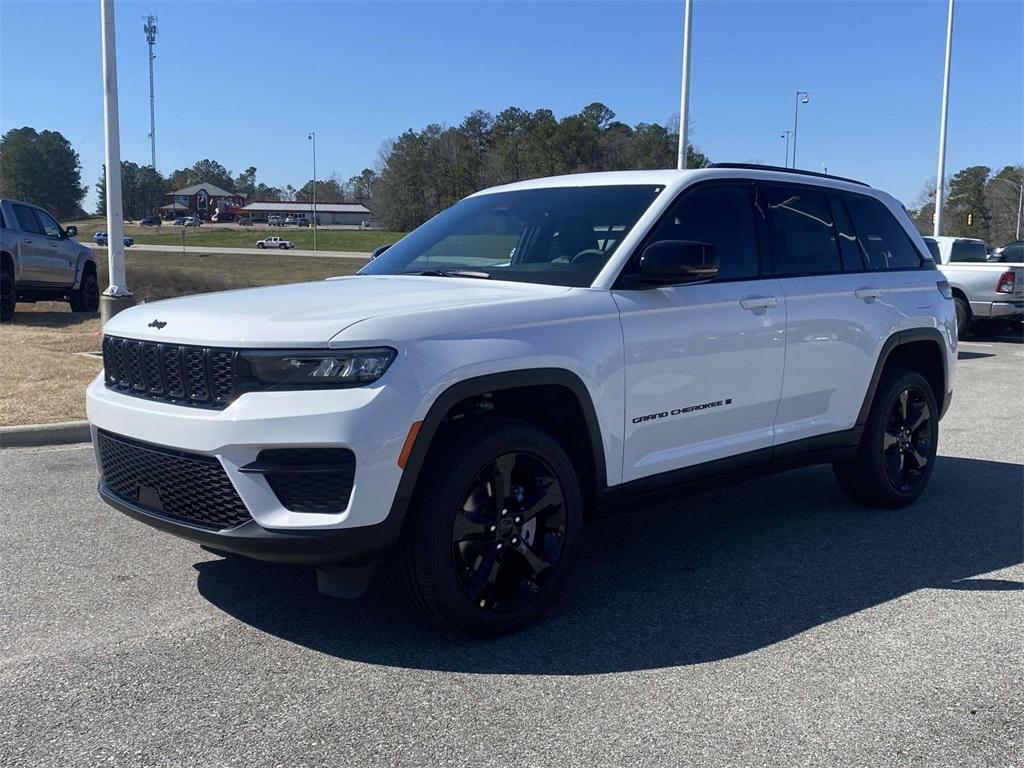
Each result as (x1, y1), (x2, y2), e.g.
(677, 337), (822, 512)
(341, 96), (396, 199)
(253, 448), (356, 515)
(97, 430), (251, 530)
(103, 336), (235, 409)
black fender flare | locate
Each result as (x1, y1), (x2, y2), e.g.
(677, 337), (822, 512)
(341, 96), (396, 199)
(388, 367), (607, 525)
(856, 327), (951, 425)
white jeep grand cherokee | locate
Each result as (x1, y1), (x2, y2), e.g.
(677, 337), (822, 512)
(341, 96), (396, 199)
(88, 165), (956, 636)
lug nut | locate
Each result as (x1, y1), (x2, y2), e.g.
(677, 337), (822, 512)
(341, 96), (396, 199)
(496, 543), (503, 550)
(514, 516), (521, 523)
(489, 525), (496, 532)
(511, 537), (518, 544)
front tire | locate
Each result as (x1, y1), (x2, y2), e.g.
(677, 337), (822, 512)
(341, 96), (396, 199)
(833, 368), (938, 508)
(0, 262), (14, 322)
(396, 418), (583, 636)
(69, 269), (99, 313)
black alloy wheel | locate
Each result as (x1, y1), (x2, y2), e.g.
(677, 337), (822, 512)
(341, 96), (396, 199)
(882, 387), (933, 493)
(451, 451), (567, 613)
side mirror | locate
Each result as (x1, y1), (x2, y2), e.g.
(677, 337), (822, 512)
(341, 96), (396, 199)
(370, 244), (392, 260)
(632, 240), (717, 286)
(64, 225), (78, 238)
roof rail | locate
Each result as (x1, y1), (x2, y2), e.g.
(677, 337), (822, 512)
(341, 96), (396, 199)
(708, 163), (869, 187)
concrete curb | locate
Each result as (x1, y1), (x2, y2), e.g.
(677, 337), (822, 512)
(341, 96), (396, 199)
(0, 421), (91, 449)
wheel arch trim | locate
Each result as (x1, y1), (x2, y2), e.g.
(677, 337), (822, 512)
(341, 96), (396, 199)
(856, 327), (951, 426)
(388, 368), (607, 523)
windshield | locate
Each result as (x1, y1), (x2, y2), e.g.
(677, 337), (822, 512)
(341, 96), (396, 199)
(360, 184), (664, 287)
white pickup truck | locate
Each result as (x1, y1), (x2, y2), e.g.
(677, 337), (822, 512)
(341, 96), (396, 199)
(255, 236), (294, 250)
(924, 236), (1024, 337)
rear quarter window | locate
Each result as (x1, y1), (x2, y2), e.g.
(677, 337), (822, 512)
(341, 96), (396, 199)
(843, 193), (923, 270)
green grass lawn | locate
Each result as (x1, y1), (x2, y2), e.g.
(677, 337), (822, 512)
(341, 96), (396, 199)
(66, 218), (406, 253)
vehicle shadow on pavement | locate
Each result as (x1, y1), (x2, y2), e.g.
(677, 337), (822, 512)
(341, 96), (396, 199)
(195, 455), (1023, 674)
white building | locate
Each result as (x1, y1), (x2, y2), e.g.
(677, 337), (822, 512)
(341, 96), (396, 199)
(242, 201), (371, 226)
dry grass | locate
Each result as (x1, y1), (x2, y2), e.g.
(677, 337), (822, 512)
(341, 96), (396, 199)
(1, 251), (363, 427)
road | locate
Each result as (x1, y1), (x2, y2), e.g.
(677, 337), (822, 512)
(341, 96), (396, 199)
(1, 338), (1021, 767)
(86, 242), (371, 260)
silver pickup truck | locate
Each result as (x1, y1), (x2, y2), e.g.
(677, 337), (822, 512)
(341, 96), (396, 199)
(924, 236), (1024, 337)
(0, 198), (98, 321)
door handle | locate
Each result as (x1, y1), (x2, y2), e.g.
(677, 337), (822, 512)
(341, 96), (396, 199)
(855, 288), (882, 301)
(23, 238), (33, 244)
(740, 296), (778, 311)
(49, 243), (59, 248)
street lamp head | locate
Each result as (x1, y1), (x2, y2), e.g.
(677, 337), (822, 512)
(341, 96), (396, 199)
(799, 92), (810, 104)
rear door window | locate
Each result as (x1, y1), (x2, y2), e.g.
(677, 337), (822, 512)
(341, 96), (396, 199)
(843, 193), (923, 270)
(13, 204), (43, 234)
(761, 184), (841, 276)
(923, 239), (942, 262)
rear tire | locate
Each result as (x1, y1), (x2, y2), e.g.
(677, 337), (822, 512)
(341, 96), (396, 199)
(279, 243), (287, 250)
(69, 268), (99, 313)
(954, 296), (972, 339)
(396, 418), (582, 636)
(833, 368), (938, 508)
(0, 262), (14, 322)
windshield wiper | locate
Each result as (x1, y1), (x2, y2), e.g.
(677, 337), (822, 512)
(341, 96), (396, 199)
(406, 269), (491, 279)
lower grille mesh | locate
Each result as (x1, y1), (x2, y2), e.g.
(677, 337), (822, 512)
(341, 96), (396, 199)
(97, 430), (251, 530)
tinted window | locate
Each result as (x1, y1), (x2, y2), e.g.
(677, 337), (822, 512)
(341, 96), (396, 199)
(843, 193), (923, 270)
(923, 238), (941, 261)
(643, 184), (759, 280)
(34, 209), (62, 238)
(762, 184), (841, 275)
(997, 242), (1024, 263)
(13, 204), (43, 234)
(828, 192), (864, 271)
(361, 185), (663, 287)
(949, 240), (988, 263)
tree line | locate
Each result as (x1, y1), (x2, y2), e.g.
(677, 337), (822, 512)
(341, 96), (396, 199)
(371, 102), (708, 231)
(908, 165), (1023, 247)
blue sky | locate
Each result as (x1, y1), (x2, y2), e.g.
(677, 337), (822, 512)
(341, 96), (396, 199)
(1, 0), (1021, 213)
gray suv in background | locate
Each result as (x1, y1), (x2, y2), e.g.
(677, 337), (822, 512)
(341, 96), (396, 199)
(0, 198), (98, 321)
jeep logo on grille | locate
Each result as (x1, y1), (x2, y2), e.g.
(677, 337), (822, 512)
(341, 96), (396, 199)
(148, 319), (167, 329)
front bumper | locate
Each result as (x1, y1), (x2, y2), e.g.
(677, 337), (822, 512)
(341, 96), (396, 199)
(87, 371), (422, 561)
(99, 483), (402, 565)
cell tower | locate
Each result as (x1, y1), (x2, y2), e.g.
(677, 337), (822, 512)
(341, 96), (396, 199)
(143, 15), (157, 168)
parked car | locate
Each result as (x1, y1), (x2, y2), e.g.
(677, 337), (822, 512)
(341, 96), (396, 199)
(139, 215), (161, 226)
(268, 215), (283, 227)
(90, 164), (955, 635)
(923, 236), (1023, 336)
(92, 232), (134, 248)
(182, 216), (201, 227)
(989, 240), (1024, 263)
(360, 218), (379, 230)
(237, 217), (252, 227)
(255, 236), (294, 249)
(284, 216), (297, 225)
(172, 218), (186, 226)
(296, 217), (310, 227)
(0, 198), (98, 320)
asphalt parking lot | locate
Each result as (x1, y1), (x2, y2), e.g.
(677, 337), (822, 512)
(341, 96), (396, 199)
(1, 336), (1021, 767)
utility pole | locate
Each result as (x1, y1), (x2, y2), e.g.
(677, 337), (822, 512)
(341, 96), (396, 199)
(100, 0), (134, 321)
(934, 0), (955, 237)
(308, 132), (317, 252)
(676, 0), (693, 170)
(791, 91), (809, 168)
(143, 15), (157, 169)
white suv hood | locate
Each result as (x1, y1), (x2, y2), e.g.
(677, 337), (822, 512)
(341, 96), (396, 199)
(101, 275), (570, 347)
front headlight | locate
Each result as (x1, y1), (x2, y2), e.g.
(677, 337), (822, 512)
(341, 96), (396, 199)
(240, 348), (396, 387)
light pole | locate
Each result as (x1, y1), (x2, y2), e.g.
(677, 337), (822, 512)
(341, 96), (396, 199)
(934, 0), (955, 237)
(990, 176), (1023, 241)
(308, 131), (317, 252)
(99, 0), (134, 321)
(676, 0), (694, 170)
(780, 131), (792, 168)
(791, 90), (809, 168)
